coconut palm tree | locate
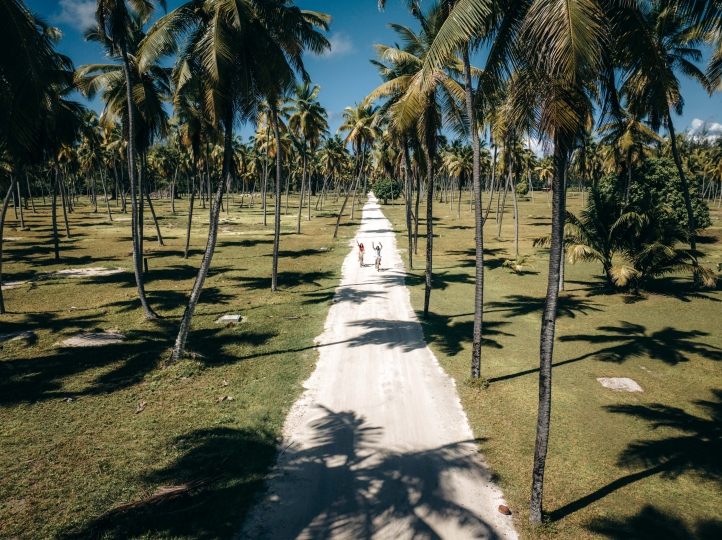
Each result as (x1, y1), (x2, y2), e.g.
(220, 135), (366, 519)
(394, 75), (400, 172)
(365, 1), (467, 318)
(335, 103), (379, 237)
(287, 82), (328, 232)
(620, 0), (712, 251)
(144, 0), (329, 360)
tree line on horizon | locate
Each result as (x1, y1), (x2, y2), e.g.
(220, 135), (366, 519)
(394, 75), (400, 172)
(1, 0), (722, 527)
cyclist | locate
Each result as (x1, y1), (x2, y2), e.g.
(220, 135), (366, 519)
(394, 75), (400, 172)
(356, 240), (365, 267)
(372, 241), (383, 272)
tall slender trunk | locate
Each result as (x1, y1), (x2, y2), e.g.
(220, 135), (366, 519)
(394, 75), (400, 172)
(52, 166), (60, 260)
(462, 45), (484, 379)
(168, 115), (233, 364)
(403, 139), (414, 269)
(0, 176), (18, 314)
(666, 114), (696, 252)
(271, 107), (283, 291)
(263, 123), (270, 226)
(423, 110), (436, 318)
(92, 174), (98, 213)
(513, 168), (519, 257)
(16, 180), (25, 230)
(145, 190), (164, 246)
(530, 133), (568, 524)
(333, 153), (363, 239)
(59, 174), (70, 238)
(121, 44), (156, 319)
(414, 171), (420, 254)
(171, 164), (178, 214)
(26, 173), (36, 213)
(297, 146), (306, 234)
(97, 160), (112, 221)
(184, 174), (196, 259)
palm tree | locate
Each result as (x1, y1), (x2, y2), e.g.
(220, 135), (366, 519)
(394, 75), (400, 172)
(287, 82), (328, 232)
(145, 0), (329, 360)
(620, 0), (712, 252)
(84, 1), (168, 319)
(365, 1), (467, 318)
(336, 103), (379, 237)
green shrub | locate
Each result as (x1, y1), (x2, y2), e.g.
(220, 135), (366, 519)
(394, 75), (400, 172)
(516, 181), (529, 196)
(372, 178), (404, 204)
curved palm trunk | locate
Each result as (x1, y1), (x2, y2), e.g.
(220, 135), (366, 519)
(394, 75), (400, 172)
(272, 107), (283, 292)
(121, 45), (156, 320)
(169, 117), (233, 364)
(530, 134), (568, 524)
(0, 176), (18, 314)
(59, 175), (70, 238)
(666, 114), (696, 252)
(98, 162), (112, 221)
(26, 173), (36, 214)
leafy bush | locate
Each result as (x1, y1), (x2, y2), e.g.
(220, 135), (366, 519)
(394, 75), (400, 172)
(599, 156), (711, 230)
(516, 181), (529, 196)
(372, 178), (403, 204)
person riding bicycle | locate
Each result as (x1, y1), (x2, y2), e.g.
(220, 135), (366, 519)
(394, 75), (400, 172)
(356, 240), (365, 267)
(372, 241), (383, 272)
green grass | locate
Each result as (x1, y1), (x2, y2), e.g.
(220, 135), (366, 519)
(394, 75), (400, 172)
(0, 192), (359, 539)
(382, 191), (722, 540)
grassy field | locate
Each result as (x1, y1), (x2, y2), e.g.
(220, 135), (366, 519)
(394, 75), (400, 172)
(0, 192), (360, 539)
(380, 191), (722, 540)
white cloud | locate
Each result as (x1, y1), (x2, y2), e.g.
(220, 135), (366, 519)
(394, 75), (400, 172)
(314, 32), (355, 59)
(687, 117), (722, 141)
(54, 0), (96, 32)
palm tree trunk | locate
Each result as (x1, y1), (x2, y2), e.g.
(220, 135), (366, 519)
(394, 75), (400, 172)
(513, 171), (519, 257)
(16, 180), (25, 230)
(121, 44), (156, 320)
(272, 106), (283, 292)
(184, 174), (196, 259)
(297, 147), (306, 234)
(414, 171), (420, 254)
(529, 133), (568, 524)
(52, 166), (60, 260)
(59, 175), (70, 238)
(91, 174), (98, 213)
(168, 115), (233, 365)
(263, 124), (270, 226)
(666, 113), (696, 251)
(0, 176), (18, 314)
(98, 161), (112, 221)
(423, 117), (436, 318)
(171, 164), (178, 214)
(463, 45), (484, 379)
(26, 173), (36, 214)
(403, 139), (414, 269)
(145, 190), (164, 246)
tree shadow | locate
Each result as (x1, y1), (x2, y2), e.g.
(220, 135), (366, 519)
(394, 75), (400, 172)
(559, 321), (722, 365)
(486, 294), (603, 319)
(233, 271), (334, 290)
(403, 270), (474, 291)
(242, 407), (505, 539)
(549, 390), (722, 522)
(63, 427), (277, 540)
(419, 313), (512, 356)
(587, 505), (722, 539)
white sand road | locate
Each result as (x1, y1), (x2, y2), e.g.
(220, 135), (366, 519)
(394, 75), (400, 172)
(240, 196), (517, 540)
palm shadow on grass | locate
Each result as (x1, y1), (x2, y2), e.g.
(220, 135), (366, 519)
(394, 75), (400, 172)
(550, 390), (722, 524)
(486, 294), (603, 319)
(233, 271), (334, 290)
(63, 427), (278, 540)
(418, 313), (512, 356)
(587, 505), (722, 539)
(0, 311), (276, 405)
(488, 321), (722, 384)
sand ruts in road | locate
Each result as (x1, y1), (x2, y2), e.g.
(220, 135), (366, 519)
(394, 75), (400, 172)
(240, 195), (517, 540)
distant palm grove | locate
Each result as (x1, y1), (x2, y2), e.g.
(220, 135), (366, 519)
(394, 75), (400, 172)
(2, 0), (722, 527)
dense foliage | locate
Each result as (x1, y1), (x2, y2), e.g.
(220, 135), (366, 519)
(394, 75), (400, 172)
(372, 177), (404, 203)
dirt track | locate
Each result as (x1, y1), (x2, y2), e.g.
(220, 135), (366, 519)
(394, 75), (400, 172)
(240, 195), (518, 540)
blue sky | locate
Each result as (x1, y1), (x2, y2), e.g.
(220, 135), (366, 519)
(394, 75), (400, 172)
(25, 0), (722, 142)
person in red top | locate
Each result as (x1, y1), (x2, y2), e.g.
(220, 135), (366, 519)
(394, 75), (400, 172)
(356, 240), (365, 267)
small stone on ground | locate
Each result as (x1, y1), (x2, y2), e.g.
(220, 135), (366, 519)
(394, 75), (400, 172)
(597, 377), (643, 392)
(55, 267), (124, 278)
(216, 315), (242, 324)
(60, 331), (126, 347)
(1, 281), (27, 290)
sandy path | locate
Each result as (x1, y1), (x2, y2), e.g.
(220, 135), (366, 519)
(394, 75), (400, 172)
(240, 196), (517, 540)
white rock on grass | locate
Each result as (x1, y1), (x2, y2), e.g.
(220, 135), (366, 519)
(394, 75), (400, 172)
(0, 331), (35, 343)
(1, 281), (27, 290)
(597, 377), (643, 392)
(60, 331), (126, 347)
(54, 267), (124, 278)
(216, 315), (242, 324)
